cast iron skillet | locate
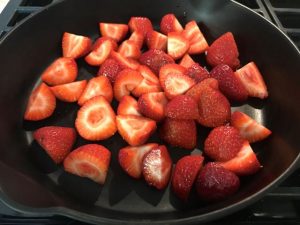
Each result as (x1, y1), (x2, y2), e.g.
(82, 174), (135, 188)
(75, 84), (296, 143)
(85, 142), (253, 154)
(0, 0), (299, 224)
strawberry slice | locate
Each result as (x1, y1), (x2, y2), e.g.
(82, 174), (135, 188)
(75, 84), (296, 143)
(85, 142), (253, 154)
(235, 62), (268, 99)
(138, 92), (168, 122)
(142, 145), (172, 190)
(117, 95), (141, 116)
(218, 141), (262, 176)
(185, 78), (219, 102)
(231, 111), (271, 143)
(128, 17), (153, 38)
(146, 30), (167, 51)
(118, 40), (141, 59)
(41, 57), (78, 86)
(113, 69), (144, 101)
(50, 80), (87, 102)
(99, 23), (128, 42)
(62, 32), (92, 59)
(187, 63), (210, 83)
(160, 13), (183, 35)
(24, 83), (56, 121)
(116, 115), (157, 146)
(110, 51), (140, 70)
(128, 31), (144, 49)
(75, 96), (117, 141)
(63, 144), (111, 184)
(34, 126), (76, 164)
(118, 143), (158, 179)
(78, 76), (113, 106)
(98, 58), (122, 84)
(159, 63), (187, 87)
(179, 54), (195, 68)
(167, 32), (190, 60)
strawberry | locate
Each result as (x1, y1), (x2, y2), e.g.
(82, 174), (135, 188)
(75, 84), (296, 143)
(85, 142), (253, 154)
(204, 125), (244, 162)
(179, 54), (195, 68)
(41, 57), (78, 86)
(138, 92), (168, 122)
(34, 126), (76, 164)
(85, 37), (117, 66)
(50, 80), (87, 102)
(186, 63), (210, 83)
(210, 64), (248, 102)
(118, 143), (158, 179)
(98, 58), (122, 83)
(116, 115), (157, 146)
(185, 78), (219, 102)
(139, 49), (175, 75)
(172, 155), (204, 201)
(165, 95), (199, 120)
(63, 144), (111, 184)
(113, 69), (144, 101)
(218, 141), (262, 175)
(75, 96), (117, 141)
(78, 76), (113, 106)
(142, 145), (172, 190)
(206, 32), (240, 69)
(195, 162), (240, 201)
(235, 62), (268, 99)
(128, 31), (144, 49)
(110, 51), (140, 70)
(146, 30), (167, 51)
(159, 63), (187, 87)
(24, 83), (56, 121)
(160, 118), (197, 150)
(231, 111), (271, 143)
(118, 40), (141, 60)
(167, 32), (190, 60)
(99, 23), (128, 42)
(160, 13), (183, 35)
(117, 95), (141, 116)
(62, 32), (92, 59)
(128, 17), (153, 38)
(182, 20), (208, 55)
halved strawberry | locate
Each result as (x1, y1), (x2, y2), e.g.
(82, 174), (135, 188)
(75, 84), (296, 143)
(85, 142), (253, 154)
(231, 111), (271, 143)
(118, 143), (158, 179)
(117, 95), (141, 116)
(116, 115), (157, 146)
(75, 96), (117, 141)
(235, 62), (268, 99)
(24, 83), (56, 121)
(167, 32), (190, 60)
(78, 76), (113, 106)
(138, 92), (168, 122)
(62, 32), (92, 59)
(118, 40), (141, 59)
(128, 31), (144, 50)
(113, 69), (144, 101)
(64, 144), (111, 184)
(160, 13), (183, 35)
(99, 23), (128, 42)
(185, 78), (219, 102)
(97, 58), (122, 83)
(110, 51), (140, 70)
(128, 17), (153, 38)
(146, 30), (167, 51)
(142, 145), (172, 190)
(179, 54), (195, 68)
(159, 63), (187, 87)
(187, 63), (210, 83)
(50, 80), (87, 102)
(41, 57), (78, 86)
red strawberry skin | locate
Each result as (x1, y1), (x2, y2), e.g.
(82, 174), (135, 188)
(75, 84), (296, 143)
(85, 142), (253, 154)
(98, 58), (122, 83)
(33, 126), (76, 164)
(128, 17), (153, 37)
(187, 63), (210, 83)
(160, 13), (183, 35)
(185, 78), (219, 102)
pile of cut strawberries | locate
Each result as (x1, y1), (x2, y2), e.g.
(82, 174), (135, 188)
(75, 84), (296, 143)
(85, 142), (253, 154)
(24, 14), (271, 202)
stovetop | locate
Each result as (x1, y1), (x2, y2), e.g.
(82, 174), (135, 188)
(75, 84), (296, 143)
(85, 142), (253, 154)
(0, 0), (300, 224)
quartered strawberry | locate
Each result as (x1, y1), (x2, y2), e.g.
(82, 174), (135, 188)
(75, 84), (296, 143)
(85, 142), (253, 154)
(139, 49), (175, 75)
(172, 155), (204, 201)
(24, 83), (56, 121)
(116, 115), (157, 146)
(99, 23), (128, 42)
(167, 32), (190, 60)
(50, 80), (87, 102)
(128, 17), (153, 38)
(98, 58), (122, 83)
(113, 69), (144, 101)
(118, 40), (141, 60)
(146, 30), (167, 51)
(235, 62), (268, 99)
(187, 63), (210, 83)
(185, 78), (219, 102)
(165, 95), (199, 120)
(110, 51), (140, 70)
(159, 63), (187, 87)
(138, 92), (168, 122)
(41, 57), (78, 86)
(64, 144), (111, 184)
(160, 13), (183, 35)
(118, 143), (158, 179)
(128, 31), (144, 49)
(75, 96), (117, 141)
(78, 76), (113, 106)
(206, 32), (240, 69)
(117, 95), (141, 116)
(160, 118), (197, 150)
(142, 145), (172, 190)
(179, 54), (195, 68)
(210, 64), (248, 102)
(218, 141), (262, 176)
(34, 126), (76, 164)
(231, 111), (271, 143)
(62, 32), (92, 59)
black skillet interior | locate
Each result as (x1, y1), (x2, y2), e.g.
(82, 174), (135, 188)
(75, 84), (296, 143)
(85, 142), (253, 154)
(0, 0), (299, 224)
